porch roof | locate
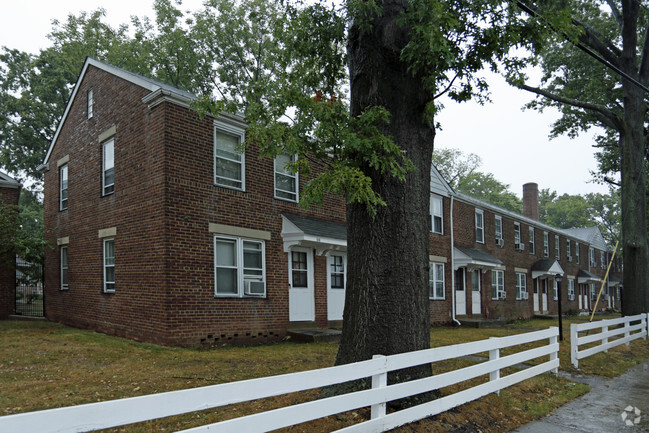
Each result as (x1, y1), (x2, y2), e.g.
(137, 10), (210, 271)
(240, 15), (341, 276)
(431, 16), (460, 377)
(453, 246), (502, 271)
(281, 213), (347, 255)
(609, 275), (622, 286)
(531, 259), (564, 280)
(577, 269), (602, 284)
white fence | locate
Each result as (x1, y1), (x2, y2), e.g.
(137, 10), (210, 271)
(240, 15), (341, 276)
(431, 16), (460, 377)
(570, 313), (649, 368)
(0, 327), (559, 433)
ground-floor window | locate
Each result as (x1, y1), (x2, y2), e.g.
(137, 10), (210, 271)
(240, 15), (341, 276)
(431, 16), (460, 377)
(429, 262), (445, 299)
(516, 273), (526, 300)
(103, 238), (115, 293)
(491, 270), (504, 300)
(214, 236), (266, 297)
(60, 246), (69, 290)
(568, 279), (575, 300)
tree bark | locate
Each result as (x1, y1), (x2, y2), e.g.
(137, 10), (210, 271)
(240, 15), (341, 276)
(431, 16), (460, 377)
(335, 0), (435, 393)
(620, 0), (649, 315)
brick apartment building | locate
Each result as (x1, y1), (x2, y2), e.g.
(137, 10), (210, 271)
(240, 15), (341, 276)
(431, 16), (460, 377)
(40, 58), (621, 346)
(0, 171), (21, 319)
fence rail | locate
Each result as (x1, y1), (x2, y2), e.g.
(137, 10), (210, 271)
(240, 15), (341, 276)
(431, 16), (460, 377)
(570, 313), (648, 368)
(0, 327), (559, 433)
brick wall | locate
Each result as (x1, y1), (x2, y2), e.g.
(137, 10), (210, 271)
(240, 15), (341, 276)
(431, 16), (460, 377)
(0, 187), (21, 318)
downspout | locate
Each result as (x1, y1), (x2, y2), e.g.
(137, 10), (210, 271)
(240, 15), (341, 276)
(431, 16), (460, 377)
(450, 195), (461, 326)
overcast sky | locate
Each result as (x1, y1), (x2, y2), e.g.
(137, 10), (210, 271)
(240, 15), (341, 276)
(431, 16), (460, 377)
(1, 0), (611, 198)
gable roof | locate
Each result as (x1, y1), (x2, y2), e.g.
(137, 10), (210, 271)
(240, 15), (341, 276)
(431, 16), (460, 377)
(563, 227), (608, 251)
(0, 171), (21, 189)
(42, 57), (196, 167)
(430, 164), (454, 197)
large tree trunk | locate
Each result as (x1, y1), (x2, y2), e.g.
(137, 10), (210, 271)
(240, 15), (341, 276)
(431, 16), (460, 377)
(620, 0), (649, 315)
(335, 0), (435, 389)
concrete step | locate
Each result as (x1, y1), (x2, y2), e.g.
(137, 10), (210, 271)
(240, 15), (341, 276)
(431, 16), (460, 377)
(286, 328), (342, 343)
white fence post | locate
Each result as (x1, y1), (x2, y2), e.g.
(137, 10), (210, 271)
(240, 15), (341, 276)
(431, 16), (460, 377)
(570, 323), (578, 369)
(602, 324), (609, 353)
(549, 332), (559, 374)
(370, 354), (387, 422)
(625, 321), (630, 347)
(489, 337), (500, 396)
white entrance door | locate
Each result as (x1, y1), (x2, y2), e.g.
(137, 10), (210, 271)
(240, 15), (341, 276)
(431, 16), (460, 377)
(327, 253), (346, 321)
(533, 280), (540, 312)
(542, 279), (548, 312)
(289, 247), (315, 322)
(578, 285), (583, 309)
(455, 268), (466, 315)
(471, 269), (481, 315)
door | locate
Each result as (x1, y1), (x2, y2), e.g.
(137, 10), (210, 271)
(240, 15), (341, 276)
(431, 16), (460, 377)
(327, 253), (346, 321)
(542, 279), (548, 312)
(533, 279), (540, 312)
(471, 269), (481, 315)
(578, 285), (583, 309)
(289, 247), (315, 322)
(455, 268), (466, 315)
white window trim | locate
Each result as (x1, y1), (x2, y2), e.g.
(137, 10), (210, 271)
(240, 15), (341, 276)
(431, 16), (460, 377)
(214, 121), (246, 191)
(60, 246), (69, 290)
(102, 138), (115, 196)
(589, 247), (596, 268)
(568, 279), (575, 300)
(566, 239), (572, 260)
(491, 269), (504, 300)
(553, 279), (559, 300)
(103, 238), (115, 293)
(555, 235), (560, 259)
(516, 272), (526, 300)
(576, 242), (580, 264)
(429, 262), (445, 300)
(214, 235), (266, 298)
(543, 231), (549, 257)
(87, 89), (94, 120)
(59, 164), (68, 211)
(600, 251), (606, 269)
(327, 253), (347, 290)
(495, 215), (503, 241)
(475, 209), (485, 244)
(274, 153), (299, 202)
(430, 195), (444, 235)
(529, 226), (535, 254)
(513, 221), (521, 245)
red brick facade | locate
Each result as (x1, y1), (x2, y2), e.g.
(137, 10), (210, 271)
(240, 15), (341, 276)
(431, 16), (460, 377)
(0, 175), (21, 319)
(42, 59), (620, 346)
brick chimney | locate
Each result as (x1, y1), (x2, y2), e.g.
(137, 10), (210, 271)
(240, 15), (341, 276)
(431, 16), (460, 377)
(523, 183), (539, 221)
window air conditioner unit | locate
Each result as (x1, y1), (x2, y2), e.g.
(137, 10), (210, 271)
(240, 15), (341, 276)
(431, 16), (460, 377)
(568, 294), (575, 301)
(567, 255), (572, 262)
(515, 243), (525, 251)
(244, 280), (266, 296)
(522, 292), (529, 300)
(495, 237), (504, 248)
(498, 291), (507, 300)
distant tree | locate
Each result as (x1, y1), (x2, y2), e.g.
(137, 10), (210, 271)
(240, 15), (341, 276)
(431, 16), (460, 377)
(0, 189), (46, 267)
(431, 147), (482, 188)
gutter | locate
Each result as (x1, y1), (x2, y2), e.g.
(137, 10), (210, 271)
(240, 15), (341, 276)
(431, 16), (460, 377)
(450, 195), (461, 326)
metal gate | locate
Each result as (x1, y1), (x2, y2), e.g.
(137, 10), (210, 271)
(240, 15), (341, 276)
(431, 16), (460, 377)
(15, 257), (44, 317)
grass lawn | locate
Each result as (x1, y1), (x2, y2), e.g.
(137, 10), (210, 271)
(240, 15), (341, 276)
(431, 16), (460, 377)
(1, 318), (647, 432)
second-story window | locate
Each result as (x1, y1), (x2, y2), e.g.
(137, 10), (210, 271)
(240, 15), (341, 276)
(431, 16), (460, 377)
(430, 195), (443, 234)
(555, 234), (560, 259)
(529, 226), (535, 254)
(589, 247), (596, 267)
(87, 89), (94, 119)
(102, 138), (114, 196)
(543, 231), (549, 257)
(567, 239), (572, 261)
(475, 209), (484, 244)
(495, 215), (503, 244)
(514, 222), (521, 248)
(576, 242), (580, 264)
(274, 153), (298, 202)
(60, 164), (68, 210)
(214, 125), (245, 190)
(600, 251), (606, 269)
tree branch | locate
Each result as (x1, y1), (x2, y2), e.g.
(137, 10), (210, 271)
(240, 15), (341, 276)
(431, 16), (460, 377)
(605, 0), (623, 30)
(638, 20), (649, 83)
(515, 82), (622, 130)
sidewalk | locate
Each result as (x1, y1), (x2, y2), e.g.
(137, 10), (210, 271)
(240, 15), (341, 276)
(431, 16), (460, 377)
(510, 357), (649, 432)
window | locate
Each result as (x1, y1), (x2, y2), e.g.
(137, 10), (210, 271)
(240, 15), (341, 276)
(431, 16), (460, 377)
(553, 279), (559, 300)
(543, 231), (549, 257)
(600, 251), (606, 269)
(214, 126), (245, 190)
(590, 283), (597, 300)
(103, 238), (115, 293)
(60, 246), (69, 290)
(555, 235), (560, 259)
(576, 242), (580, 264)
(528, 226), (535, 254)
(568, 279), (575, 300)
(566, 239), (572, 261)
(214, 236), (265, 297)
(514, 222), (521, 246)
(495, 215), (503, 242)
(429, 262), (445, 299)
(102, 138), (114, 195)
(475, 209), (484, 244)
(60, 164), (68, 211)
(516, 273), (526, 300)
(589, 247), (596, 267)
(275, 153), (298, 201)
(329, 255), (345, 289)
(430, 195), (443, 234)
(87, 89), (94, 119)
(491, 270), (504, 300)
